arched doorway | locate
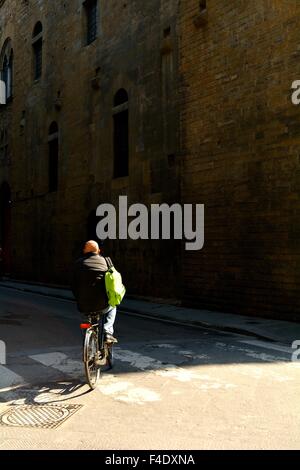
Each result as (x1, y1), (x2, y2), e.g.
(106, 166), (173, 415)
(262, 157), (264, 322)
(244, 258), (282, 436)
(0, 182), (12, 274)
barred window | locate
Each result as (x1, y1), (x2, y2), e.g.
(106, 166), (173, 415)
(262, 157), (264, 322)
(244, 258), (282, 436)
(32, 22), (43, 81)
(84, 0), (98, 45)
(0, 38), (13, 101)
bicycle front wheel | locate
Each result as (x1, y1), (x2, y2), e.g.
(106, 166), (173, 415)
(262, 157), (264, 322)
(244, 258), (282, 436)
(84, 329), (100, 390)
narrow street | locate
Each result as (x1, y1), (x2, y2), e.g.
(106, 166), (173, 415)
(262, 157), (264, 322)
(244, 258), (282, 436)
(0, 285), (299, 450)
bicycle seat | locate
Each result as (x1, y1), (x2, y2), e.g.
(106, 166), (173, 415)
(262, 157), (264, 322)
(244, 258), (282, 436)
(83, 312), (100, 321)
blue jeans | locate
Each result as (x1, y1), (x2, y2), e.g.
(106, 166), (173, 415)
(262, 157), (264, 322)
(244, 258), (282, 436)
(102, 305), (117, 335)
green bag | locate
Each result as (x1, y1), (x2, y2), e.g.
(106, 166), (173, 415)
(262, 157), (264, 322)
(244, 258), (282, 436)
(105, 257), (126, 308)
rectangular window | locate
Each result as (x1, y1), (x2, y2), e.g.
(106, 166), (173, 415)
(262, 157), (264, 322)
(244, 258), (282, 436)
(33, 39), (43, 80)
(84, 0), (98, 45)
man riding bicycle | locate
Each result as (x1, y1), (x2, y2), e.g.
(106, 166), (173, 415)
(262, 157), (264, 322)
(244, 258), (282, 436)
(71, 240), (118, 343)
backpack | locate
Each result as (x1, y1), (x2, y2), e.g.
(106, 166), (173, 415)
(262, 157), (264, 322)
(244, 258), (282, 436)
(105, 257), (126, 308)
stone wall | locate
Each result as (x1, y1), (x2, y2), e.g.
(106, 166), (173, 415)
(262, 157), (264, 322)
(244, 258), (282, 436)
(0, 0), (182, 299)
(179, 0), (300, 319)
(1, 0), (300, 319)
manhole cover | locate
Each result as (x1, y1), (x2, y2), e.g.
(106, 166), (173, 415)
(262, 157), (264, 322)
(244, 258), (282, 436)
(0, 404), (82, 429)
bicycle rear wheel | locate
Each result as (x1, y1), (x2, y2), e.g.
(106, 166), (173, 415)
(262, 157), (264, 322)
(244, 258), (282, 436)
(84, 329), (100, 389)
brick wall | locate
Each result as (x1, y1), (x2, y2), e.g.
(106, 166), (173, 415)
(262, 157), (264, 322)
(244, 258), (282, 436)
(0, 0), (182, 299)
(1, 0), (300, 319)
(179, 0), (300, 319)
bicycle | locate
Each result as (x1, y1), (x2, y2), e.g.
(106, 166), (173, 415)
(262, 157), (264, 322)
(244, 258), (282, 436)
(80, 312), (114, 390)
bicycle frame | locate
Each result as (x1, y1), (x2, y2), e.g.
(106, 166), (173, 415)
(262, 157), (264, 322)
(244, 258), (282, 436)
(80, 313), (111, 367)
(81, 314), (102, 362)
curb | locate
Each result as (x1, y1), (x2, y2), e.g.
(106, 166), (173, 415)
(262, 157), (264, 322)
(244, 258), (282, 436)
(0, 282), (75, 302)
(117, 306), (276, 343)
(0, 281), (279, 343)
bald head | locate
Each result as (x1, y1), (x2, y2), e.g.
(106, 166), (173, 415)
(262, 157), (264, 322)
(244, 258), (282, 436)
(83, 240), (100, 255)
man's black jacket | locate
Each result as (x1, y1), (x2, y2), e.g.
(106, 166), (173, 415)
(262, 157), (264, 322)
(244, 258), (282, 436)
(71, 252), (109, 313)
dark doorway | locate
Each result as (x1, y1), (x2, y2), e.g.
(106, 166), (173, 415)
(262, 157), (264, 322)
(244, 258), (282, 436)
(0, 182), (12, 274)
(87, 210), (99, 241)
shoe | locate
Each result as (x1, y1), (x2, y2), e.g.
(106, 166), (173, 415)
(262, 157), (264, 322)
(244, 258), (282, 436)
(105, 333), (118, 344)
(94, 352), (105, 366)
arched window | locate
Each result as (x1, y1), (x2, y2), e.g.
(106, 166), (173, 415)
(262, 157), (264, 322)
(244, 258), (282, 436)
(0, 38), (13, 101)
(114, 89), (128, 107)
(32, 22), (43, 81)
(49, 121), (58, 135)
(199, 0), (207, 12)
(113, 89), (129, 178)
(33, 21), (43, 37)
(48, 122), (59, 192)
